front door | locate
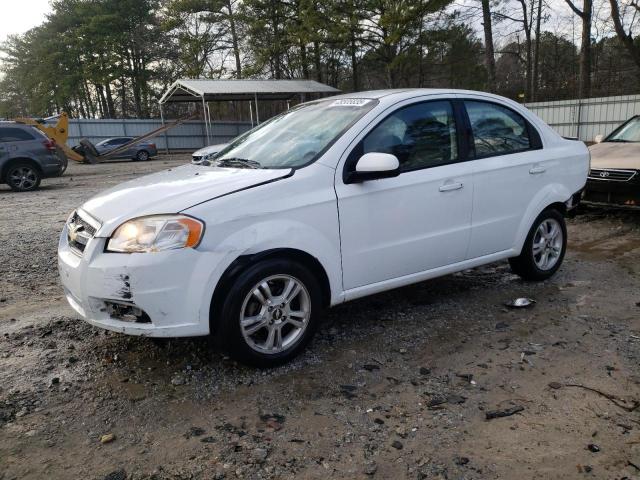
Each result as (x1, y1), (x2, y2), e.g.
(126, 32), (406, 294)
(335, 99), (473, 290)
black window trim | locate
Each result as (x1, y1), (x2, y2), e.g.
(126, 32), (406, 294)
(342, 98), (471, 183)
(459, 98), (543, 160)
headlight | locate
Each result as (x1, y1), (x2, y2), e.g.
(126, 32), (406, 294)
(106, 215), (204, 253)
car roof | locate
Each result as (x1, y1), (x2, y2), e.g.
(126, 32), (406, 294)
(325, 88), (520, 107)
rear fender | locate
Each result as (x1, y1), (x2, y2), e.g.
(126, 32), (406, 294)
(514, 183), (572, 254)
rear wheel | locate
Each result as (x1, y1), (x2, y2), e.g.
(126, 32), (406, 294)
(509, 208), (566, 281)
(135, 150), (150, 161)
(6, 162), (41, 192)
(215, 258), (323, 367)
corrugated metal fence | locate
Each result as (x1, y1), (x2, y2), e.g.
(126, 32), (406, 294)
(525, 94), (640, 141)
(67, 119), (253, 151)
(66, 94), (640, 148)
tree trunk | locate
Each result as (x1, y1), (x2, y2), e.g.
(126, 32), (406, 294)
(226, 0), (242, 79)
(313, 40), (322, 82)
(532, 0), (543, 100)
(609, 0), (640, 69)
(481, 0), (496, 92)
(104, 82), (115, 118)
(350, 29), (358, 91)
(579, 0), (592, 99)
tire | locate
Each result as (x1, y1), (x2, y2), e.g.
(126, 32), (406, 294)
(215, 258), (323, 367)
(509, 208), (567, 281)
(135, 150), (150, 161)
(6, 161), (41, 192)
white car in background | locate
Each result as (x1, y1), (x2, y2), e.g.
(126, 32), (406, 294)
(191, 143), (228, 164)
(58, 89), (589, 367)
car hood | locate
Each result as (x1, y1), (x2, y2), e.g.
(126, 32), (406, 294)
(81, 164), (292, 235)
(193, 143), (228, 157)
(589, 142), (640, 170)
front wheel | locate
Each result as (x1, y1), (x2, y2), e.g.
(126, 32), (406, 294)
(509, 208), (567, 281)
(215, 258), (323, 367)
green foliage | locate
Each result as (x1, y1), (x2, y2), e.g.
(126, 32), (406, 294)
(4, 0), (634, 119)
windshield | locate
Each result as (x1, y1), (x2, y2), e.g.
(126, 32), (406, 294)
(214, 98), (377, 168)
(607, 116), (640, 143)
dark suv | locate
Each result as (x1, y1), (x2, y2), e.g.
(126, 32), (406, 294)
(0, 123), (67, 192)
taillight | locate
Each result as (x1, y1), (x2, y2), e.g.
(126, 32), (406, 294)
(150, 143), (156, 149)
(43, 138), (56, 151)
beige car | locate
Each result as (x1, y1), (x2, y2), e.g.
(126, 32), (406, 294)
(584, 115), (640, 207)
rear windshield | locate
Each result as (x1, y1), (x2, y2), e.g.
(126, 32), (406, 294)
(214, 98), (378, 169)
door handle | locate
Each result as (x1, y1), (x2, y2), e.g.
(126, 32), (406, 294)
(529, 165), (546, 174)
(439, 182), (463, 192)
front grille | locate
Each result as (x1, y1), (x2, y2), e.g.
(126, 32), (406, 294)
(588, 168), (637, 182)
(67, 210), (98, 254)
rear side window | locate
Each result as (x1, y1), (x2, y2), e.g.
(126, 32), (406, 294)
(361, 101), (459, 172)
(465, 101), (533, 158)
(0, 127), (36, 142)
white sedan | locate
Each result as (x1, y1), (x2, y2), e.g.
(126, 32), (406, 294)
(58, 89), (589, 366)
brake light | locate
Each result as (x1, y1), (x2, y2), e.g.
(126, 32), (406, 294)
(150, 143), (156, 149)
(43, 138), (56, 151)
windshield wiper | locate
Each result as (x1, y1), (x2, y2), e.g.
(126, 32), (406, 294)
(214, 157), (262, 169)
(606, 139), (630, 143)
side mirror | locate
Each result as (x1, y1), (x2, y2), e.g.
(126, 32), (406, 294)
(345, 152), (400, 184)
(594, 134), (604, 144)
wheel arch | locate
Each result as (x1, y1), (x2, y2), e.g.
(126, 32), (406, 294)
(514, 184), (571, 255)
(209, 248), (332, 335)
(1, 157), (43, 182)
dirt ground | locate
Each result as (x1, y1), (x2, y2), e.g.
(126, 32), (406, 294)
(1, 155), (639, 480)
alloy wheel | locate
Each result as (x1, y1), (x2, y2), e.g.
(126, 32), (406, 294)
(8, 166), (38, 191)
(239, 274), (311, 354)
(532, 218), (563, 270)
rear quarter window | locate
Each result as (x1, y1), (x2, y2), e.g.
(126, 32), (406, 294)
(0, 127), (36, 142)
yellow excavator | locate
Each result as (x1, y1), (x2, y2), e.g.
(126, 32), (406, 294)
(15, 112), (197, 164)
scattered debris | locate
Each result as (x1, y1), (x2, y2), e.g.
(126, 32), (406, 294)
(548, 382), (563, 390)
(455, 456), (470, 466)
(100, 433), (116, 444)
(103, 470), (126, 480)
(362, 364), (380, 371)
(564, 384), (640, 412)
(587, 444), (600, 453)
(504, 298), (536, 308)
(170, 375), (186, 386)
(339, 385), (358, 399)
(419, 367), (431, 375)
(485, 405), (525, 420)
(391, 440), (403, 450)
(364, 461), (378, 475)
(184, 427), (205, 439)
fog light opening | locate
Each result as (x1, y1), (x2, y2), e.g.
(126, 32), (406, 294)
(103, 300), (151, 323)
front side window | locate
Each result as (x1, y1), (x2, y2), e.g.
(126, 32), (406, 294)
(465, 101), (531, 157)
(606, 116), (640, 142)
(361, 101), (458, 171)
(215, 98), (377, 169)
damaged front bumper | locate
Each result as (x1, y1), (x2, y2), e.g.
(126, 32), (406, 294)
(57, 223), (220, 337)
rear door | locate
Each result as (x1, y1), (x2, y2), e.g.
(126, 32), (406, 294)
(461, 98), (548, 258)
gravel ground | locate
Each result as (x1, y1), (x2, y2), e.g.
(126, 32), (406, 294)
(1, 156), (639, 480)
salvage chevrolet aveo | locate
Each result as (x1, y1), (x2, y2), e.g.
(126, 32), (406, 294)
(58, 89), (589, 366)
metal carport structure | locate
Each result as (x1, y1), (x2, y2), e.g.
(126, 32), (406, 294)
(159, 79), (340, 144)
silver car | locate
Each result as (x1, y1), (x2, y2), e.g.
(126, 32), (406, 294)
(0, 123), (67, 192)
(94, 137), (158, 161)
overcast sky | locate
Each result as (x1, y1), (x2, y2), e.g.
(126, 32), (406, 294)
(0, 0), (52, 44)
